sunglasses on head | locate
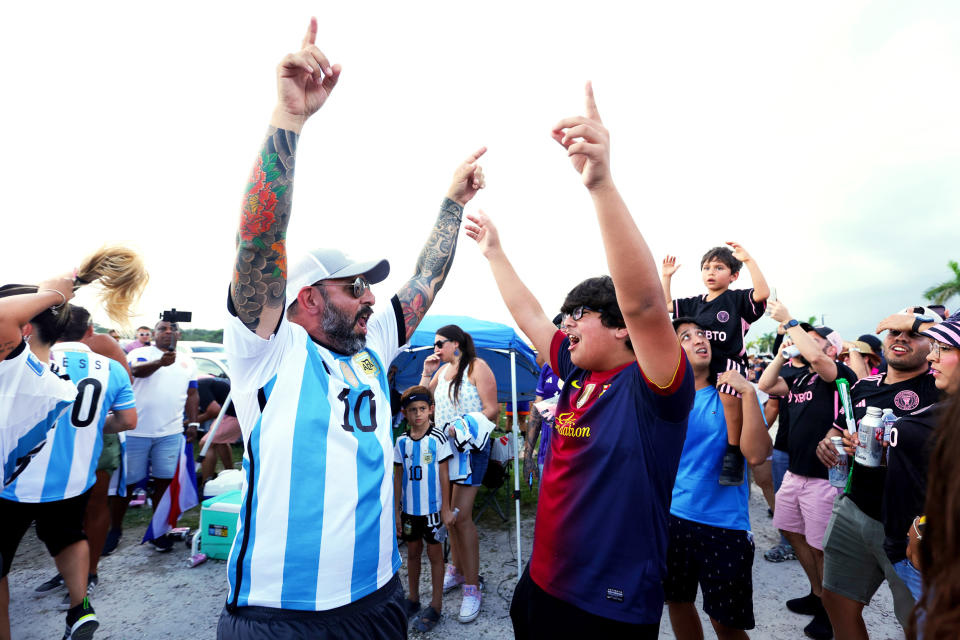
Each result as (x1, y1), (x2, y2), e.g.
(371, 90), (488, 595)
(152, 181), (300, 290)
(314, 276), (370, 299)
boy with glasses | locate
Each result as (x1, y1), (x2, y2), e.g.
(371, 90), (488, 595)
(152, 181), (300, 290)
(467, 83), (694, 639)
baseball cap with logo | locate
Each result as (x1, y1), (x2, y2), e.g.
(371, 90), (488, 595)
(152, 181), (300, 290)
(284, 248), (390, 308)
(799, 322), (843, 355)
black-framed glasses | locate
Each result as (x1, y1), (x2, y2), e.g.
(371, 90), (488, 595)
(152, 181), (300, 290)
(563, 305), (596, 321)
(434, 339), (450, 350)
(314, 276), (370, 299)
(930, 341), (955, 359)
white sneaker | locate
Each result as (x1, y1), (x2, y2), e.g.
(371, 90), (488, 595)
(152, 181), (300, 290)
(458, 584), (481, 623)
(443, 564), (464, 593)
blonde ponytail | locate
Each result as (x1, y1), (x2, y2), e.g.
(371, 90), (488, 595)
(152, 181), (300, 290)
(74, 246), (149, 327)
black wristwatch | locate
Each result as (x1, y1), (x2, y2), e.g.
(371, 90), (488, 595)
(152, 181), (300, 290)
(911, 316), (934, 333)
(784, 319), (800, 330)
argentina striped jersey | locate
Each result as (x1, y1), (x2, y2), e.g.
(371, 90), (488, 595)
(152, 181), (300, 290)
(0, 341), (77, 486)
(224, 296), (406, 611)
(394, 426), (452, 515)
(3, 342), (135, 502)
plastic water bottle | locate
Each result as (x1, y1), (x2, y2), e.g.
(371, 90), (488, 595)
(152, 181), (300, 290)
(854, 407), (884, 467)
(881, 409), (897, 444)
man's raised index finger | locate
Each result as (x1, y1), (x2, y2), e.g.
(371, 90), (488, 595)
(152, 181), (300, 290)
(302, 16), (318, 49)
(584, 81), (602, 123)
(465, 146), (487, 163)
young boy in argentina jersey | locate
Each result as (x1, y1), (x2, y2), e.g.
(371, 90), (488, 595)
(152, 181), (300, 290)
(661, 244), (770, 486)
(1, 305), (137, 640)
(393, 386), (453, 632)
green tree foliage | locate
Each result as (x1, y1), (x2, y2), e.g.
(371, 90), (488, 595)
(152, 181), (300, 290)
(180, 328), (224, 343)
(924, 260), (960, 306)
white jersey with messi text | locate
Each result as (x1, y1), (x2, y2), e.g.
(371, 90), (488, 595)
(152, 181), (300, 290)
(0, 341), (76, 486)
(3, 343), (135, 503)
(224, 296), (406, 611)
(394, 426), (452, 515)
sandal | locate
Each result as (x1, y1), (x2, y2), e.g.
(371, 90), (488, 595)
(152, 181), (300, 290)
(415, 606), (442, 632)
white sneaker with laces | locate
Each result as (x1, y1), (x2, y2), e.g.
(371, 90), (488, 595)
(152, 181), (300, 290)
(443, 564), (464, 593)
(458, 584), (481, 623)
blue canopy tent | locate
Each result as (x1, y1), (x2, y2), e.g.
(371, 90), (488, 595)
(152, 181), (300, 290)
(390, 314), (539, 401)
(389, 314), (537, 579)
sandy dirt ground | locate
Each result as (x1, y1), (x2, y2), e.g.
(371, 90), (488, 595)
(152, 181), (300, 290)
(9, 488), (904, 639)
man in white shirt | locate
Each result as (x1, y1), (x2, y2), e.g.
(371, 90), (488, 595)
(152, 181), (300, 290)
(117, 318), (198, 551)
(216, 19), (485, 640)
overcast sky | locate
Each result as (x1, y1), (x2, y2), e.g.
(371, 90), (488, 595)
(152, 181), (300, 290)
(2, 1), (958, 348)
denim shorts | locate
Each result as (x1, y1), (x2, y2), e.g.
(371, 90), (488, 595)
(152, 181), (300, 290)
(892, 558), (923, 602)
(459, 440), (491, 487)
(125, 433), (183, 483)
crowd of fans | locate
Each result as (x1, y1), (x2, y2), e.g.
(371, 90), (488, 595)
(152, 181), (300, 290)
(3, 18), (960, 640)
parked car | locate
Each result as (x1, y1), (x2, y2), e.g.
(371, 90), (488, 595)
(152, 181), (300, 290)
(177, 341), (230, 379)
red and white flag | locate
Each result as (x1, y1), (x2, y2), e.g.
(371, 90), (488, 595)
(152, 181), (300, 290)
(142, 436), (199, 543)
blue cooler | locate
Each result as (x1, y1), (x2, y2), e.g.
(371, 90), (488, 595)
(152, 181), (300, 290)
(200, 490), (242, 560)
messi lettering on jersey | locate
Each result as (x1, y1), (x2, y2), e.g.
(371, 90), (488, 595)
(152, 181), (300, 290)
(3, 343), (135, 503)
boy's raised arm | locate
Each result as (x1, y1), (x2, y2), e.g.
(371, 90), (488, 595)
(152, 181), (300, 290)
(727, 242), (770, 303)
(551, 83), (681, 387)
(465, 211), (557, 359)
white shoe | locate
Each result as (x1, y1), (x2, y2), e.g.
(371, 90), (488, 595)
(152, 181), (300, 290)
(458, 584), (481, 623)
(443, 564), (464, 593)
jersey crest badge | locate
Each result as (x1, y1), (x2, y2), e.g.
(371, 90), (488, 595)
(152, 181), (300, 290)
(423, 450), (434, 464)
(894, 390), (920, 411)
(353, 351), (381, 379)
(716, 310), (730, 323)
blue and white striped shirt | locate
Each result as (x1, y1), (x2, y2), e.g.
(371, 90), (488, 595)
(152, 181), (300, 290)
(0, 341), (76, 486)
(224, 297), (406, 611)
(3, 343), (135, 503)
(394, 426), (452, 516)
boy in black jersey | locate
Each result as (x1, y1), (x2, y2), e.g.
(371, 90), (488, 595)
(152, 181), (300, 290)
(662, 243), (769, 484)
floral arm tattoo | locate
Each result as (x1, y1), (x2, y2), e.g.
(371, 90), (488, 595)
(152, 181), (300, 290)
(396, 198), (463, 339)
(231, 127), (298, 331)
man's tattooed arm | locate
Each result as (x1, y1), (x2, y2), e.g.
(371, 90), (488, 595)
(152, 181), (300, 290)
(231, 127), (298, 336)
(396, 198), (463, 340)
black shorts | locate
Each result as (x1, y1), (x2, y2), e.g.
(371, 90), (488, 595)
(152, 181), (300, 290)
(710, 357), (747, 397)
(0, 490), (91, 577)
(664, 515), (755, 630)
(400, 512), (442, 545)
(510, 565), (659, 640)
(217, 573), (406, 640)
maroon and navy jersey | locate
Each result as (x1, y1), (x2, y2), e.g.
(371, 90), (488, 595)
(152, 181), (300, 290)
(529, 331), (694, 624)
(672, 288), (765, 363)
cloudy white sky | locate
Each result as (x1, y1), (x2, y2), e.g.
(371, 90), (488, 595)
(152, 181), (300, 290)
(2, 1), (958, 347)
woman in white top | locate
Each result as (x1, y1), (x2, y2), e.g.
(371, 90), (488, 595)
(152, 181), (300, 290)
(421, 324), (497, 623)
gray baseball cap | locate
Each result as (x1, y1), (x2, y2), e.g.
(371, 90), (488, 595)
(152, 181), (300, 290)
(285, 248), (390, 307)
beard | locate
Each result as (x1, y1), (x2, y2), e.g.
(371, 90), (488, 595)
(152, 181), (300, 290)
(321, 301), (372, 355)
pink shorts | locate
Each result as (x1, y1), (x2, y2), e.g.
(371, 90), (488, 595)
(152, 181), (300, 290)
(772, 471), (841, 550)
(200, 416), (242, 445)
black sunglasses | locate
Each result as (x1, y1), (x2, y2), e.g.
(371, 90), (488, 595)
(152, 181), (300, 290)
(314, 276), (370, 299)
(563, 305), (596, 321)
(434, 339), (451, 350)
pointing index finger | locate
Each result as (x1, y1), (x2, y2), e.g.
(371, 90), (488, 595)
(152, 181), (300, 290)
(584, 81), (602, 123)
(466, 146), (487, 163)
(302, 17), (318, 49)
